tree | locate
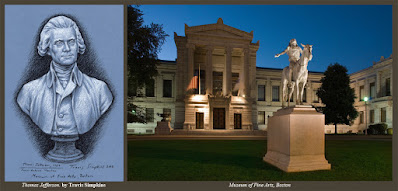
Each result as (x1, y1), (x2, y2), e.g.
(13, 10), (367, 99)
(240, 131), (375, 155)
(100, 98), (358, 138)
(127, 5), (168, 96)
(317, 63), (358, 134)
(127, 5), (168, 122)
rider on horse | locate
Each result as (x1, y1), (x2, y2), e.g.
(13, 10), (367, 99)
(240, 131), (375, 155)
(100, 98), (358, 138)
(275, 39), (302, 86)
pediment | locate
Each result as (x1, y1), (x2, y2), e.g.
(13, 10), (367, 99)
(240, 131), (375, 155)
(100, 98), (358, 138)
(193, 29), (245, 39)
(185, 19), (253, 41)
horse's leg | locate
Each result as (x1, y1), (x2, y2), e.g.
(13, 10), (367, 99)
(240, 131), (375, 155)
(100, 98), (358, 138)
(300, 81), (307, 105)
(296, 81), (300, 105)
(289, 82), (295, 107)
(282, 82), (286, 108)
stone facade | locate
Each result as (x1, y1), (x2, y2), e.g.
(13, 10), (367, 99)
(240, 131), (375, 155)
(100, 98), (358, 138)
(326, 56), (393, 134)
(128, 19), (393, 135)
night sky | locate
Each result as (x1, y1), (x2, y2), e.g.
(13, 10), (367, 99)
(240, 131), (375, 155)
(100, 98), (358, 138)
(139, 5), (392, 74)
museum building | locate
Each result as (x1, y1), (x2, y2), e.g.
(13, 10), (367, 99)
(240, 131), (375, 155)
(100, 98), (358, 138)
(128, 18), (393, 134)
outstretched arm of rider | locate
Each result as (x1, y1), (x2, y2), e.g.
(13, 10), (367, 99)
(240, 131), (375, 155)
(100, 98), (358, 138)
(275, 47), (289, 58)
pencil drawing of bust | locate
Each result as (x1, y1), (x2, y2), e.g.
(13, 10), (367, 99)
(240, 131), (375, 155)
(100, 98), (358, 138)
(17, 15), (113, 163)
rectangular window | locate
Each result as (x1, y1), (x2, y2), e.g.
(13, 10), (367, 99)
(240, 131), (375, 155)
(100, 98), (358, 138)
(360, 85), (364, 101)
(163, 108), (171, 122)
(194, 70), (205, 95)
(272, 86), (280, 102)
(370, 82), (376, 99)
(313, 90), (319, 103)
(258, 85), (265, 101)
(145, 108), (154, 122)
(145, 79), (155, 97)
(163, 80), (172, 97)
(258, 111), (265, 125)
(381, 108), (387, 123)
(213, 71), (223, 95)
(359, 111), (364, 124)
(370, 110), (374, 124)
(385, 78), (391, 96)
(231, 73), (239, 96)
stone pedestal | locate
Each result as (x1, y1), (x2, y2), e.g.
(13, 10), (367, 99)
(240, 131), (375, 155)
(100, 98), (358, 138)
(263, 105), (331, 172)
(45, 135), (84, 163)
(155, 121), (173, 135)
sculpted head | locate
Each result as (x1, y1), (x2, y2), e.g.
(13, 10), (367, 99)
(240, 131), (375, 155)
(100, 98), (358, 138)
(289, 39), (298, 47)
(37, 16), (86, 65)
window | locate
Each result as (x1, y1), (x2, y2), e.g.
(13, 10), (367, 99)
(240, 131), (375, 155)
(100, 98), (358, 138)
(146, 129), (153, 133)
(258, 85), (265, 101)
(369, 82), (375, 99)
(359, 85), (364, 101)
(370, 110), (374, 124)
(163, 108), (171, 121)
(359, 111), (364, 124)
(381, 108), (386, 123)
(145, 79), (155, 97)
(163, 80), (172, 97)
(213, 72), (223, 95)
(258, 111), (265, 124)
(385, 78), (391, 96)
(145, 108), (154, 122)
(272, 86), (280, 102)
(194, 70), (205, 95)
(313, 90), (319, 103)
(231, 73), (239, 96)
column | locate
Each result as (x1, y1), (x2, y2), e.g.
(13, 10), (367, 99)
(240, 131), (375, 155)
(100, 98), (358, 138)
(376, 71), (382, 98)
(186, 44), (195, 92)
(205, 45), (214, 95)
(266, 77), (271, 103)
(223, 46), (232, 96)
(243, 48), (250, 97)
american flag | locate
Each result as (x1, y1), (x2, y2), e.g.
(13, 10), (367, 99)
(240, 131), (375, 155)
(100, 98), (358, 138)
(186, 76), (198, 91)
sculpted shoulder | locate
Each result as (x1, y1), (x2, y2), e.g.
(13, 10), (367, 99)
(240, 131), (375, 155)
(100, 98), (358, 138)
(80, 73), (111, 91)
(80, 73), (113, 115)
(19, 74), (48, 95)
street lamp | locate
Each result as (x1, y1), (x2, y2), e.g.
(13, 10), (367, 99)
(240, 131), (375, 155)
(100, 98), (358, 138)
(364, 97), (368, 135)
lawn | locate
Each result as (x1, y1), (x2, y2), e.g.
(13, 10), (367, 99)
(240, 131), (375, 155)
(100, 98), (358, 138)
(128, 140), (392, 181)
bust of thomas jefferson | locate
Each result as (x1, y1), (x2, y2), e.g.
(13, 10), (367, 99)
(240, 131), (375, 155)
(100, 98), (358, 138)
(17, 15), (113, 137)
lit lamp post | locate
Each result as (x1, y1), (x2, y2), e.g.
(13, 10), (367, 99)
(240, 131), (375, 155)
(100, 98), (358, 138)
(364, 97), (368, 135)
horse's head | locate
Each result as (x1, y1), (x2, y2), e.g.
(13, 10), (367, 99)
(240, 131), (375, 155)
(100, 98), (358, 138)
(301, 43), (313, 61)
(300, 43), (313, 53)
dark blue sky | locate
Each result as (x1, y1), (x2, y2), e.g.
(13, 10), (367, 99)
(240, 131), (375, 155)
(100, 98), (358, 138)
(140, 5), (392, 74)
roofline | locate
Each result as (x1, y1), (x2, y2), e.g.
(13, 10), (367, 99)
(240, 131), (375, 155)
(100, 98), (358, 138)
(349, 57), (393, 76)
(158, 59), (176, 64)
(256, 66), (324, 74)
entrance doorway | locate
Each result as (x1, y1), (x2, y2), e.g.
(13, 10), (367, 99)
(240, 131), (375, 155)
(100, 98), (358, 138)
(213, 108), (225, 129)
(196, 112), (204, 129)
(234, 113), (242, 129)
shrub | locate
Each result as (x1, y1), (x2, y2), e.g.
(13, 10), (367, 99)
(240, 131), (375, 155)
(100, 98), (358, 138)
(387, 128), (393, 135)
(368, 123), (388, 135)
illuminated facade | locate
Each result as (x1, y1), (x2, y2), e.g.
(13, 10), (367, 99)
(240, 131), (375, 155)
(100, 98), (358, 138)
(324, 56), (393, 134)
(128, 19), (392, 135)
(128, 19), (323, 134)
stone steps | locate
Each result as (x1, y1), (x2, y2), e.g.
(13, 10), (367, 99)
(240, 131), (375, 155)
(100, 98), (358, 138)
(170, 129), (267, 136)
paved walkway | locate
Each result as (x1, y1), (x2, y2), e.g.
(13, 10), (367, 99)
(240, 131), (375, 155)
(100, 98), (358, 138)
(128, 134), (392, 141)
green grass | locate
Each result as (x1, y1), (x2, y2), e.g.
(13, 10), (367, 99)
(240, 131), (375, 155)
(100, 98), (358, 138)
(128, 140), (392, 181)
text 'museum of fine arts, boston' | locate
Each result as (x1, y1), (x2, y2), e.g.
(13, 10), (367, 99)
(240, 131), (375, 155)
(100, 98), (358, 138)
(128, 18), (393, 134)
